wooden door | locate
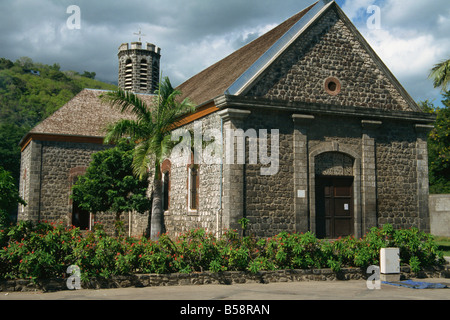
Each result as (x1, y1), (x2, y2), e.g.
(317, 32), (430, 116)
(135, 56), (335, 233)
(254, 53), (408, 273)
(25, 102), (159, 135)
(316, 176), (353, 238)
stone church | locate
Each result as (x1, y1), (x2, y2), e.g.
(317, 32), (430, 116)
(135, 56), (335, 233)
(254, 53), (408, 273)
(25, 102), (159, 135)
(18, 0), (435, 239)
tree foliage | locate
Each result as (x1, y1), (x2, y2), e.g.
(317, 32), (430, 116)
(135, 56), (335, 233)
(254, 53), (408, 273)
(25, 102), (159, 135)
(429, 58), (450, 92)
(70, 140), (151, 221)
(419, 92), (450, 193)
(102, 76), (195, 180)
(101, 76), (195, 239)
(0, 56), (117, 185)
(0, 166), (26, 226)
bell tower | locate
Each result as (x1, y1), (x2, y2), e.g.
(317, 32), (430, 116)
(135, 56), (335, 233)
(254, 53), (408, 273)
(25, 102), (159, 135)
(118, 42), (161, 94)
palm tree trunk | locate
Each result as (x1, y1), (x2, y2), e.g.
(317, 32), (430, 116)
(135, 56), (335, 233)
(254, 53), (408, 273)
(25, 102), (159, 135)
(150, 177), (163, 240)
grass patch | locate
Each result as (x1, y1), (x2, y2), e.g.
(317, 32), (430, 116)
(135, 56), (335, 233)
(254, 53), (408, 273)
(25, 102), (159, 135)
(435, 236), (450, 256)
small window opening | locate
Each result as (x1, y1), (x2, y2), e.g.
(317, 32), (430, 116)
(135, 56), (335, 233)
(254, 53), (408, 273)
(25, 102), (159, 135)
(72, 202), (90, 230)
(163, 171), (170, 211)
(328, 81), (337, 91)
(188, 166), (199, 211)
(324, 77), (341, 96)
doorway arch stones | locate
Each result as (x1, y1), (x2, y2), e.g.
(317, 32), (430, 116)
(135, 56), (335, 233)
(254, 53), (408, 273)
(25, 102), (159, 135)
(309, 142), (362, 238)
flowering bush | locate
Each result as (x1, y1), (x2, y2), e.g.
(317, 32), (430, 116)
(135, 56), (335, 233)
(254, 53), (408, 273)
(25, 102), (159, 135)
(0, 221), (445, 282)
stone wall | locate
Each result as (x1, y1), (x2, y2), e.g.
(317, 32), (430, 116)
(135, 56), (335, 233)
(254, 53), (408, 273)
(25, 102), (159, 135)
(217, 0), (432, 236)
(163, 112), (222, 237)
(2, 265), (448, 292)
(18, 109), (431, 239)
(213, 100), (430, 237)
(376, 121), (421, 230)
(18, 140), (144, 236)
(242, 110), (296, 237)
(430, 194), (450, 237)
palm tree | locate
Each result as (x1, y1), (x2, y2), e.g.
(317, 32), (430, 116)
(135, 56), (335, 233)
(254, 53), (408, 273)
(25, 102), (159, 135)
(429, 58), (450, 92)
(101, 77), (195, 239)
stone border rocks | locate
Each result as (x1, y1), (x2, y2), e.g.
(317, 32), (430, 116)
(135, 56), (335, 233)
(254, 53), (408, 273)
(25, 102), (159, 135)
(1, 265), (449, 293)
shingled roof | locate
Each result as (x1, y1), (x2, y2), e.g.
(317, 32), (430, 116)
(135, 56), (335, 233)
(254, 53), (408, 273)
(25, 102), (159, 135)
(21, 0), (426, 148)
(20, 89), (154, 147)
(176, 2), (316, 105)
(21, 2), (317, 148)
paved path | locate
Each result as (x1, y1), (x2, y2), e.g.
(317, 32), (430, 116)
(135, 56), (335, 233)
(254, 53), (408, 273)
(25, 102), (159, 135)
(2, 278), (448, 319)
(2, 278), (449, 300)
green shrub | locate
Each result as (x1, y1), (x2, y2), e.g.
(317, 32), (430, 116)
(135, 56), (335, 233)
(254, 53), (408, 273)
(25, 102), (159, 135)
(0, 222), (445, 281)
(263, 232), (323, 269)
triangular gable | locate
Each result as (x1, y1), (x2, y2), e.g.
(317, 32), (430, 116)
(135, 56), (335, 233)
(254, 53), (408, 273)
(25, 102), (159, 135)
(228, 1), (421, 112)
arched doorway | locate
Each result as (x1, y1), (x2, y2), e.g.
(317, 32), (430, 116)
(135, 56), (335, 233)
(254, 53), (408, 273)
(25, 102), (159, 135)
(314, 152), (354, 238)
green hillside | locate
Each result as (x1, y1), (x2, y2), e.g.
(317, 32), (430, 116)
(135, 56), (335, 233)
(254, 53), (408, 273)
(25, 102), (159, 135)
(0, 56), (117, 183)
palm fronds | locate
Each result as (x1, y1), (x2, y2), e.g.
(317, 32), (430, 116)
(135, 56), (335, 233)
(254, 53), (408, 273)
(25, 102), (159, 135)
(429, 58), (450, 91)
(102, 76), (195, 180)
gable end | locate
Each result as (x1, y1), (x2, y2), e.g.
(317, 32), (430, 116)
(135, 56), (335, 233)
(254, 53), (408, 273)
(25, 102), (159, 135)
(241, 3), (421, 113)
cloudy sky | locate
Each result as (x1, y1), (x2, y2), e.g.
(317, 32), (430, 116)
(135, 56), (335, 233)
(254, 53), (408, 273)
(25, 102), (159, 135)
(0, 0), (449, 107)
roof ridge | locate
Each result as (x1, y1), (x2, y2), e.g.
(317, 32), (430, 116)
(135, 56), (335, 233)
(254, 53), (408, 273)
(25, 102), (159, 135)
(175, 1), (317, 105)
(227, 0), (333, 96)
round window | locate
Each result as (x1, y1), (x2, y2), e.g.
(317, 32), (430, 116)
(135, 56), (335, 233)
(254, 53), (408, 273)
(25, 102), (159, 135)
(324, 77), (341, 96)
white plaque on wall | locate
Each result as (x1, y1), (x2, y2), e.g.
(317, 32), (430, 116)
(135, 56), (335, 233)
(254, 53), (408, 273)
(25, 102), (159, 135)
(297, 190), (305, 198)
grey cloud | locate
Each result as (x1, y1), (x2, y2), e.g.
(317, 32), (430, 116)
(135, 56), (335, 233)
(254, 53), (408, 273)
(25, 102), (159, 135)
(0, 0), (447, 105)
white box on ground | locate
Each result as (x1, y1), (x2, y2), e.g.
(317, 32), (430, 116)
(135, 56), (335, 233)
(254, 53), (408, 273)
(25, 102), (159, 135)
(380, 248), (400, 274)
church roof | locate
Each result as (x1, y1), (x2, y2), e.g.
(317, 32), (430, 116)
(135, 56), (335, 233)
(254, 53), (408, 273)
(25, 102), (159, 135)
(20, 89), (153, 147)
(21, 0), (429, 148)
(21, 1), (317, 148)
(176, 2), (317, 105)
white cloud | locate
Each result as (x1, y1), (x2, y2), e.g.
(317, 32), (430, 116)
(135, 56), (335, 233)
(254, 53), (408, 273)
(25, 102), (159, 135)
(365, 29), (443, 77)
(163, 23), (279, 86)
(338, 0), (450, 105)
(341, 0), (377, 21)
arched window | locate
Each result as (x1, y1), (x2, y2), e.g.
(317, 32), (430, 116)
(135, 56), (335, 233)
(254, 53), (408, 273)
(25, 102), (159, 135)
(21, 169), (26, 213)
(69, 167), (90, 230)
(161, 159), (171, 212)
(188, 164), (199, 211)
(72, 198), (90, 230)
(162, 171), (170, 211)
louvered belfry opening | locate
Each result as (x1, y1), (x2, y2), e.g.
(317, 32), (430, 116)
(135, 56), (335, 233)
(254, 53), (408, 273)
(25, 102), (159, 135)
(118, 42), (161, 94)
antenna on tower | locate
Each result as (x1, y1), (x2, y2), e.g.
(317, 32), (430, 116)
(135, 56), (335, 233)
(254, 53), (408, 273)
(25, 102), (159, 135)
(133, 27), (146, 42)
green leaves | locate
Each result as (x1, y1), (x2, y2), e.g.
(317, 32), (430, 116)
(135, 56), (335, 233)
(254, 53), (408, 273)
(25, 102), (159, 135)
(102, 76), (195, 180)
(424, 92), (450, 193)
(71, 140), (151, 218)
(0, 222), (445, 282)
(429, 58), (450, 92)
(417, 89), (450, 194)
(0, 167), (26, 226)
(0, 57), (117, 184)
